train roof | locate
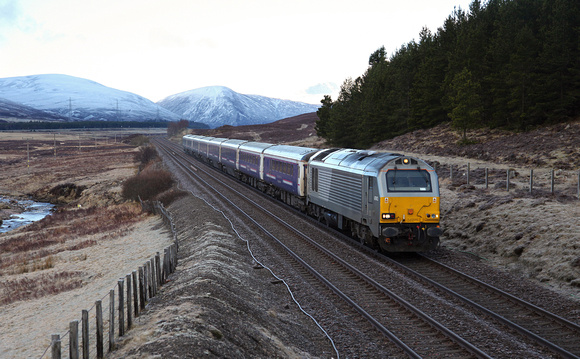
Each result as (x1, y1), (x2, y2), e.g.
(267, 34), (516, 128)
(220, 139), (248, 149)
(263, 145), (319, 161)
(239, 141), (275, 153)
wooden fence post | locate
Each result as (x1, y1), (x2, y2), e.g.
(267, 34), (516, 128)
(450, 165), (453, 182)
(126, 274), (132, 330)
(466, 163), (470, 185)
(173, 243), (178, 271)
(143, 262), (149, 302)
(529, 169), (533, 193)
(69, 320), (79, 359)
(51, 334), (61, 359)
(132, 270), (139, 317)
(155, 252), (162, 288)
(163, 247), (169, 282)
(577, 170), (580, 200)
(551, 169), (555, 193)
(150, 258), (156, 297)
(96, 300), (103, 359)
(109, 289), (115, 352)
(485, 168), (489, 189)
(82, 309), (89, 359)
(507, 169), (510, 191)
(118, 279), (125, 337)
(139, 266), (145, 310)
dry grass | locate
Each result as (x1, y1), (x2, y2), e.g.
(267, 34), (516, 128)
(0, 271), (84, 305)
(1, 203), (143, 256)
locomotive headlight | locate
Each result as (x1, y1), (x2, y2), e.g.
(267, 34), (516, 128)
(403, 158), (409, 164)
(382, 213), (396, 220)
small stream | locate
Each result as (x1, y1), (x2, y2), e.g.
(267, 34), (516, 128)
(0, 197), (55, 234)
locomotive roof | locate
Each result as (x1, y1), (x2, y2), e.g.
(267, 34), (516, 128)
(311, 148), (405, 174)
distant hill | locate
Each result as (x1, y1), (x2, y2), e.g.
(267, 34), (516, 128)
(0, 74), (180, 122)
(0, 97), (63, 122)
(157, 86), (320, 129)
(191, 112), (324, 146)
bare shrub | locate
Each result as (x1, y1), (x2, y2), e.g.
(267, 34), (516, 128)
(124, 134), (150, 147)
(122, 169), (174, 201)
(155, 188), (188, 207)
(135, 145), (158, 169)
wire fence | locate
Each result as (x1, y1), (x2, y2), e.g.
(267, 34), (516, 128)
(434, 162), (580, 199)
(41, 201), (178, 359)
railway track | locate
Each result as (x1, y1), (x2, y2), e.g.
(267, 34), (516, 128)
(389, 254), (580, 358)
(153, 137), (576, 358)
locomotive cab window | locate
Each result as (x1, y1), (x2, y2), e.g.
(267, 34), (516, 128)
(386, 169), (432, 192)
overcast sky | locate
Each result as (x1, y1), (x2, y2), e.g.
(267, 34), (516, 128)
(0, 0), (472, 104)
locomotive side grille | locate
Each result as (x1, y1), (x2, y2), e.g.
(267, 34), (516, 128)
(317, 168), (362, 212)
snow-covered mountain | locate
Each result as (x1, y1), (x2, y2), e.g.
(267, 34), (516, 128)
(0, 97), (63, 121)
(0, 74), (180, 122)
(157, 86), (320, 128)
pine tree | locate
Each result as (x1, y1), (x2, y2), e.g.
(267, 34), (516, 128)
(448, 68), (483, 142)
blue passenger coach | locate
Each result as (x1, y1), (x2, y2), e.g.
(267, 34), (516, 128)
(263, 145), (318, 198)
